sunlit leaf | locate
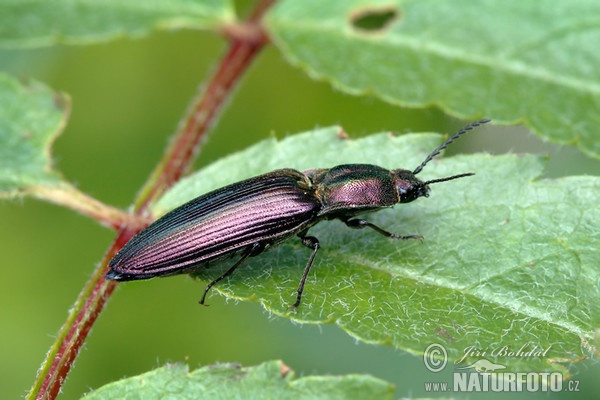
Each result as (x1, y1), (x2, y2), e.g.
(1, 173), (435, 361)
(266, 0), (600, 158)
(155, 126), (598, 377)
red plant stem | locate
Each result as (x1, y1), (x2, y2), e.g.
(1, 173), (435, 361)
(136, 1), (272, 211)
(29, 1), (275, 399)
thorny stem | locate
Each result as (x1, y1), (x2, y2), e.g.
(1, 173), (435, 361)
(27, 1), (275, 399)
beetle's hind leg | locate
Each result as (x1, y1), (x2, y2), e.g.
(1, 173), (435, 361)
(341, 217), (423, 241)
(199, 243), (261, 305)
(292, 232), (321, 309)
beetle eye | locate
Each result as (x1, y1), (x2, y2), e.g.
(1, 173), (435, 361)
(396, 180), (410, 194)
(393, 170), (428, 204)
(399, 183), (429, 203)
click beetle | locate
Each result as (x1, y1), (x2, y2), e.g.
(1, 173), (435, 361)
(106, 119), (489, 308)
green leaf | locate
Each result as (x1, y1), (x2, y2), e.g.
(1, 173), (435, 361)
(265, 0), (600, 158)
(0, 73), (69, 196)
(0, 0), (235, 48)
(155, 127), (599, 377)
(82, 360), (395, 400)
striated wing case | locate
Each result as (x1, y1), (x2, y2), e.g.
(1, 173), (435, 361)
(107, 169), (321, 280)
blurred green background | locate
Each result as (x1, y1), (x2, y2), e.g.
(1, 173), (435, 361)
(1, 8), (599, 400)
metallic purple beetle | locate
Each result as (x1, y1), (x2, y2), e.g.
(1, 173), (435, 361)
(106, 119), (489, 307)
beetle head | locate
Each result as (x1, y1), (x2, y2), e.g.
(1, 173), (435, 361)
(393, 169), (430, 203)
(395, 119), (490, 203)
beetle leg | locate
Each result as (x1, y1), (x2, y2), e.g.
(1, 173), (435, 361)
(293, 233), (320, 309)
(199, 243), (260, 305)
(341, 217), (423, 241)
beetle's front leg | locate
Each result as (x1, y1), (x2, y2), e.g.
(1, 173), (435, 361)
(341, 217), (423, 241)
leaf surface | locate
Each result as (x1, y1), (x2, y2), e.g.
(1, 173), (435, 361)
(265, 0), (600, 157)
(82, 360), (394, 400)
(156, 126), (599, 376)
(0, 0), (234, 47)
(0, 74), (69, 196)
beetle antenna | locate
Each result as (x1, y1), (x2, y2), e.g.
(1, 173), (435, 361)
(423, 172), (475, 186)
(412, 119), (490, 175)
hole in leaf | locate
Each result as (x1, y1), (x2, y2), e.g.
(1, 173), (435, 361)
(350, 6), (399, 32)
